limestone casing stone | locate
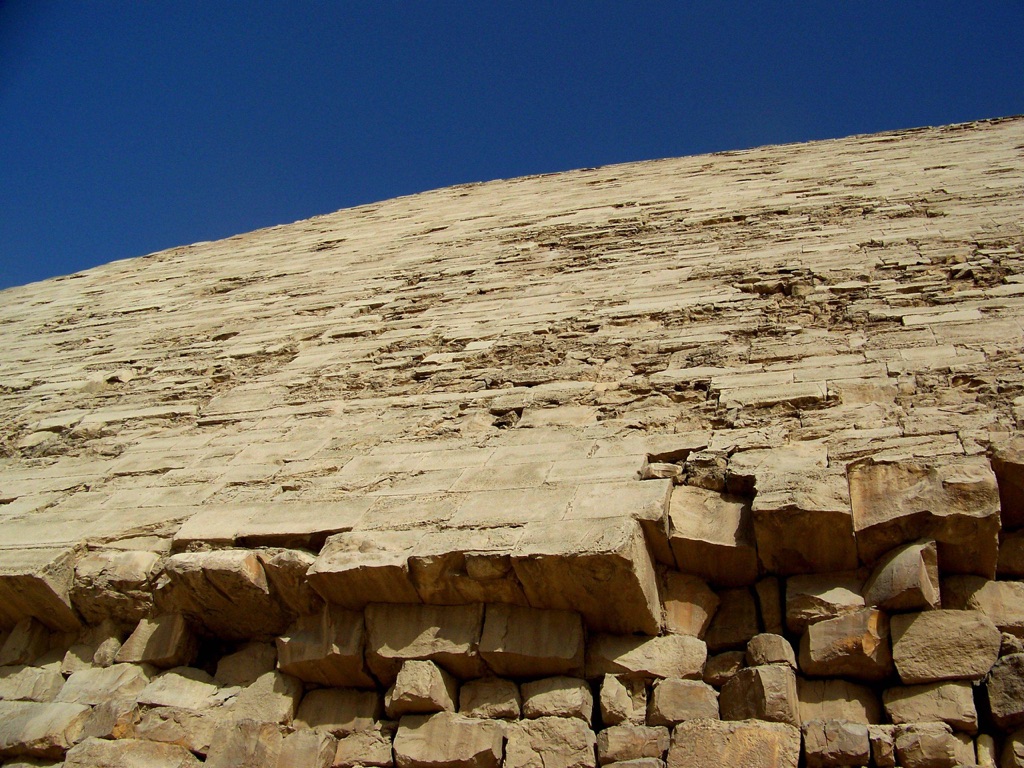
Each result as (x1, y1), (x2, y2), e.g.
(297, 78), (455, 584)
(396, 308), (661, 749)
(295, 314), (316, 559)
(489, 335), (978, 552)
(667, 486), (758, 588)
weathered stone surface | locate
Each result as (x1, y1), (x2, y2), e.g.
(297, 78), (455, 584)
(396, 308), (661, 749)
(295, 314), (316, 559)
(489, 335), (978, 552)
(137, 667), (219, 710)
(668, 486), (758, 587)
(999, 530), (1024, 577)
(521, 676), (593, 724)
(365, 602), (485, 683)
(755, 577), (783, 635)
(393, 712), (503, 768)
(992, 436), (1024, 529)
(720, 664), (800, 726)
(308, 531), (422, 609)
(702, 651), (745, 687)
(893, 722), (959, 768)
(295, 688), (381, 735)
(479, 604), (584, 677)
(0, 548), (80, 632)
(277, 604), (374, 688)
(703, 587), (759, 652)
(868, 724), (896, 768)
(798, 608), (892, 681)
(135, 706), (222, 755)
(505, 716), (597, 768)
(205, 718), (284, 768)
(882, 681), (977, 733)
(586, 634), (706, 680)
(801, 719), (870, 768)
(646, 678), (718, 726)
(386, 659), (458, 718)
(977, 733), (997, 768)
(277, 728), (336, 768)
(115, 614), (197, 668)
(0, 700), (91, 759)
(460, 677), (520, 720)
(0, 619), (50, 667)
(666, 719), (800, 768)
(1005, 729), (1024, 768)
(333, 721), (396, 768)
(512, 517), (661, 635)
(214, 641), (277, 687)
(986, 652), (1024, 730)
(660, 572), (718, 637)
(78, 695), (138, 742)
(257, 548), (324, 616)
(785, 574), (864, 634)
(848, 457), (1001, 577)
(0, 665), (64, 702)
(71, 549), (160, 624)
(943, 575), (1024, 636)
(597, 725), (669, 766)
(64, 736), (201, 767)
(862, 540), (940, 612)
(56, 663), (151, 706)
(746, 633), (795, 669)
(227, 670), (303, 724)
(797, 678), (882, 724)
(600, 674), (646, 726)
(890, 610), (1000, 683)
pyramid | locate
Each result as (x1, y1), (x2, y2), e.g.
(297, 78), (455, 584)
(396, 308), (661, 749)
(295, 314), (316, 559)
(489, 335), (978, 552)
(1, 117), (1023, 766)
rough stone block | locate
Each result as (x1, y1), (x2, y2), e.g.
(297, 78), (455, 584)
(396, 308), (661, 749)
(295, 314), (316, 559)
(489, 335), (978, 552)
(801, 719), (869, 768)
(365, 602), (484, 683)
(704, 588), (759, 652)
(134, 706), (222, 756)
(505, 715), (597, 768)
(459, 677), (521, 719)
(205, 718), (284, 768)
(586, 635), (706, 680)
(943, 575), (1024, 637)
(703, 650), (745, 687)
(868, 724), (896, 768)
(71, 549), (160, 624)
(798, 608), (892, 681)
(1006, 729), (1024, 768)
(0, 700), (91, 760)
(137, 667), (219, 710)
(257, 548), (324, 616)
(386, 660), (458, 718)
(521, 676), (593, 724)
(667, 486), (758, 587)
(63, 736), (202, 767)
(597, 725), (669, 766)
(600, 674), (646, 726)
(720, 664), (800, 726)
(295, 688), (381, 735)
(56, 663), (151, 706)
(746, 633), (796, 668)
(660, 572), (718, 637)
(755, 576), (784, 635)
(115, 614), (197, 668)
(646, 678), (718, 726)
(277, 728), (336, 768)
(797, 678), (882, 724)
(512, 517), (661, 635)
(893, 722), (959, 768)
(0, 547), (80, 632)
(785, 574), (864, 634)
(0, 619), (50, 667)
(277, 604), (374, 688)
(848, 457), (1001, 577)
(214, 641), (277, 687)
(890, 610), (1000, 683)
(479, 604), (584, 677)
(393, 712), (503, 768)
(999, 530), (1024, 577)
(992, 436), (1024, 529)
(308, 530), (422, 609)
(666, 719), (800, 768)
(227, 670), (303, 724)
(862, 540), (940, 611)
(986, 653), (1024, 730)
(570, 479), (675, 567)
(882, 681), (977, 733)
(333, 722), (396, 768)
(409, 527), (529, 607)
(0, 665), (64, 702)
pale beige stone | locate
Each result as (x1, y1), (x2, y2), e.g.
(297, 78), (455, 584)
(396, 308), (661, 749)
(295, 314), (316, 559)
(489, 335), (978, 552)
(205, 718), (284, 768)
(505, 716), (597, 768)
(586, 634), (706, 680)
(409, 526), (529, 606)
(137, 667), (219, 710)
(0, 619), (49, 667)
(77, 695), (138, 742)
(333, 722), (396, 768)
(308, 530), (422, 609)
(660, 572), (718, 637)
(0, 665), (64, 702)
(704, 588), (759, 652)
(797, 678), (882, 724)
(746, 633), (796, 668)
(977, 733), (997, 768)
(703, 651), (745, 686)
(600, 674), (646, 726)
(135, 706), (222, 755)
(115, 614), (197, 668)
(719, 664), (800, 726)
(277, 728), (336, 768)
(479, 604), (584, 677)
(521, 676), (593, 724)
(801, 719), (869, 768)
(755, 576), (784, 635)
(63, 736), (201, 767)
(459, 677), (520, 720)
(277, 604), (374, 688)
(893, 722), (959, 768)
(646, 678), (718, 726)
(215, 641), (277, 687)
(667, 719), (800, 768)
(0, 700), (91, 759)
(227, 670), (303, 724)
(393, 712), (503, 768)
(785, 573), (864, 634)
(385, 659), (458, 718)
(992, 436), (1024, 529)
(56, 663), (151, 706)
(295, 688), (381, 735)
(862, 540), (940, 611)
(0, 547), (80, 632)
(868, 724), (896, 768)
(1006, 730), (1024, 768)
(71, 550), (160, 624)
(985, 652), (1024, 730)
(258, 548), (324, 616)
(942, 575), (1024, 636)
(999, 530), (1024, 577)
(882, 681), (977, 733)
(668, 486), (758, 587)
(597, 725), (669, 766)
(890, 610), (1000, 683)
(798, 608), (892, 681)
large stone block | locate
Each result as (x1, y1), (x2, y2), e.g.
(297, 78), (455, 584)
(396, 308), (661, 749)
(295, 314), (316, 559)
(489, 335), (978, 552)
(63, 736), (202, 767)
(755, 576), (784, 635)
(882, 681), (977, 733)
(890, 610), (1000, 683)
(365, 602), (485, 683)
(647, 678), (719, 726)
(408, 527), (528, 606)
(746, 634), (796, 669)
(227, 670), (303, 725)
(0, 700), (91, 760)
(295, 688), (381, 734)
(521, 676), (593, 724)
(660, 572), (718, 637)
(308, 530), (422, 609)
(0, 664), (64, 702)
(393, 712), (504, 768)
(943, 575), (1024, 637)
(992, 436), (1024, 529)
(785, 573), (864, 634)
(586, 635), (706, 680)
(848, 457), (1001, 577)
(512, 517), (661, 635)
(600, 674), (646, 726)
(71, 549), (160, 625)
(479, 604), (584, 677)
(986, 653), (1024, 730)
(134, 706), (222, 756)
(797, 678), (882, 724)
(667, 719), (800, 768)
(570, 479), (675, 567)
(460, 677), (521, 720)
(333, 722), (396, 768)
(597, 724), (669, 766)
(386, 660), (458, 718)
(0, 618), (50, 667)
(798, 608), (892, 681)
(277, 728), (336, 768)
(801, 719), (869, 768)
(0, 547), (80, 632)
(505, 716), (597, 768)
(667, 486), (758, 587)
(115, 614), (197, 668)
(214, 642), (277, 687)
(862, 540), (940, 612)
(137, 667), (220, 710)
(703, 588), (759, 652)
(720, 664), (800, 726)
(257, 548), (324, 616)
(205, 717), (284, 768)
(276, 604), (374, 688)
(56, 663), (151, 706)
(893, 722), (959, 768)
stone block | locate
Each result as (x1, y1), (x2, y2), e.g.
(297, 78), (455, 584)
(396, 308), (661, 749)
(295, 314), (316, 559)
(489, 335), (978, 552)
(600, 674), (646, 726)
(1006, 730), (1024, 768)
(999, 530), (1024, 577)
(0, 619), (50, 666)
(801, 719), (869, 768)
(365, 602), (484, 683)
(214, 641), (277, 687)
(666, 719), (800, 768)
(63, 736), (202, 767)
(943, 575), (1024, 636)
(277, 604), (374, 688)
(333, 722), (396, 768)
(798, 608), (892, 681)
(797, 678), (882, 724)
(228, 670), (303, 725)
(56, 663), (151, 706)
(785, 573), (864, 634)
(137, 667), (219, 710)
(597, 725), (669, 766)
(746, 633), (795, 669)
(586, 634), (706, 680)
(660, 572), (718, 637)
(986, 652), (1024, 730)
(115, 614), (197, 668)
(752, 470), (858, 574)
(408, 527), (528, 606)
(162, 550), (288, 639)
(570, 479), (675, 566)
(0, 547), (80, 632)
(295, 688), (381, 735)
(703, 651), (745, 686)
(646, 678), (719, 726)
(205, 718), (284, 768)
(277, 728), (336, 768)
(848, 457), (1001, 577)
(71, 549), (160, 624)
(386, 660), (458, 718)
(890, 610), (1000, 683)
(667, 486), (758, 587)
(704, 588), (759, 652)
(512, 517), (661, 635)
(459, 677), (521, 719)
(977, 733), (997, 768)
(134, 706), (222, 756)
(393, 712), (503, 768)
(521, 676), (593, 724)
(755, 576), (784, 635)
(992, 436), (1024, 529)
(893, 722), (959, 768)
(257, 548), (324, 616)
(868, 724), (896, 768)
(505, 716), (597, 768)
(0, 700), (91, 760)
(882, 681), (977, 733)
(862, 540), (940, 612)
(78, 694), (138, 742)
(0, 665), (64, 702)
(308, 530), (422, 609)
(479, 604), (584, 677)
(720, 664), (800, 726)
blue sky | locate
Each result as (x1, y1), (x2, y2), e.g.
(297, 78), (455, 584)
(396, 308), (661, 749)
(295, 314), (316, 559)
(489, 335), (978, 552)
(2, 3), (1022, 290)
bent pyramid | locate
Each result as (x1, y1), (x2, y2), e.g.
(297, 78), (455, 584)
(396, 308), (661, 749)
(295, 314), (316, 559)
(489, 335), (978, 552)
(1, 117), (1024, 765)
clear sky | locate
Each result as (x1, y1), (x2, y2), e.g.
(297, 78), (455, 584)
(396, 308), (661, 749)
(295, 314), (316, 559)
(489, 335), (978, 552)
(2, 2), (1022, 290)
